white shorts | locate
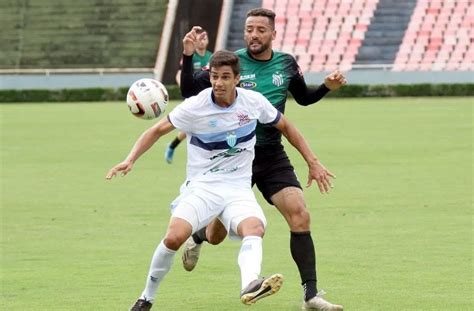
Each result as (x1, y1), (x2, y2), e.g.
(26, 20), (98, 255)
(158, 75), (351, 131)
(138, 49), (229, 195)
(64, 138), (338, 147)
(170, 181), (266, 239)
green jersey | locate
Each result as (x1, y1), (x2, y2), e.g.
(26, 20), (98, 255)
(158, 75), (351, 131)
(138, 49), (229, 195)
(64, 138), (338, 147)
(192, 50), (212, 72)
(235, 49), (302, 147)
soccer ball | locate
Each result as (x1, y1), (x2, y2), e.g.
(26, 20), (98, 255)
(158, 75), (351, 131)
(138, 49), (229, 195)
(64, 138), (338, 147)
(126, 78), (169, 120)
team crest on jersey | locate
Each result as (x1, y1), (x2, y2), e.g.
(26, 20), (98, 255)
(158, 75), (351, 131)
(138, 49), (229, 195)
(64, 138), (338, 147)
(237, 111), (251, 126)
(272, 72), (285, 87)
(226, 132), (237, 148)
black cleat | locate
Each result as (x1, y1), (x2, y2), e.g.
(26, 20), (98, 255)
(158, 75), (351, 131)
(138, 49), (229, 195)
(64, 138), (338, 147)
(240, 273), (283, 305)
(130, 298), (152, 311)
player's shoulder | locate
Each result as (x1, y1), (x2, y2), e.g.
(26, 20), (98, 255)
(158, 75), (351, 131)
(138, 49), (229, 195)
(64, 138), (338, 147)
(272, 50), (297, 62)
(236, 87), (267, 102)
(181, 88), (212, 107)
(234, 48), (247, 56)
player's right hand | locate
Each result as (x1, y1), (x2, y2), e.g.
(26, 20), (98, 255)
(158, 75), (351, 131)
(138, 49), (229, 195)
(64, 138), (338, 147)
(183, 26), (205, 56)
(105, 160), (134, 180)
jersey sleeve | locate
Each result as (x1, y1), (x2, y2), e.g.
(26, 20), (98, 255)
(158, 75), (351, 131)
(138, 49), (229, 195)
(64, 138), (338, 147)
(167, 98), (195, 132)
(287, 55), (330, 106)
(255, 92), (282, 125)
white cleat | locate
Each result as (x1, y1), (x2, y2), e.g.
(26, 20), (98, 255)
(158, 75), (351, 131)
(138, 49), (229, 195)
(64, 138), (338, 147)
(302, 290), (343, 310)
(240, 273), (284, 305)
(181, 237), (202, 271)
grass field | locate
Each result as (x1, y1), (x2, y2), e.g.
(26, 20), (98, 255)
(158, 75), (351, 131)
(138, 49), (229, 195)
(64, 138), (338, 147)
(1, 97), (472, 310)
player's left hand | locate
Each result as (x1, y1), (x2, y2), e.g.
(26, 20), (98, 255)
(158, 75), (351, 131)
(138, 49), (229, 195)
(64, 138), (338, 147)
(307, 160), (335, 193)
(324, 70), (347, 90)
(105, 160), (134, 180)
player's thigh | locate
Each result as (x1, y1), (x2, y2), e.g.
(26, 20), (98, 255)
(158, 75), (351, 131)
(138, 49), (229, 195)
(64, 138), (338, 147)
(171, 187), (224, 234)
(206, 218), (227, 244)
(164, 216), (193, 250)
(253, 149), (302, 205)
(270, 186), (311, 230)
(219, 189), (266, 239)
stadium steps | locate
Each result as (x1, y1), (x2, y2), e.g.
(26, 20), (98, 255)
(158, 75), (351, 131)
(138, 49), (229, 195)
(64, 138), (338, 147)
(226, 0), (262, 51)
(1, 0), (167, 69)
(393, 0), (472, 71)
(354, 0), (417, 65)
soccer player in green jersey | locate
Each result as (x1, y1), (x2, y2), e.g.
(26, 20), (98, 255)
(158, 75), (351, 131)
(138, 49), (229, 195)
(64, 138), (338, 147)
(178, 8), (345, 311)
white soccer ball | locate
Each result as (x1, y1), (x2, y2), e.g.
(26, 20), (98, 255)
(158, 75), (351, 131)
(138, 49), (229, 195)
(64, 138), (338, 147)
(126, 78), (169, 120)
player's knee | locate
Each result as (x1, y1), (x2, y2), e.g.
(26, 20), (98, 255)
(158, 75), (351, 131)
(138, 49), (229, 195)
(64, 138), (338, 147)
(287, 207), (311, 230)
(206, 221), (227, 245)
(163, 233), (185, 251)
(238, 219), (265, 237)
(251, 223), (265, 237)
(207, 230), (226, 245)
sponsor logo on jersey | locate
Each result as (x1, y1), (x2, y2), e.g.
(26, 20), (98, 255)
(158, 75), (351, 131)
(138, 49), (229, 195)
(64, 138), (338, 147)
(240, 74), (256, 80)
(240, 81), (257, 89)
(272, 72), (285, 87)
(209, 147), (246, 160)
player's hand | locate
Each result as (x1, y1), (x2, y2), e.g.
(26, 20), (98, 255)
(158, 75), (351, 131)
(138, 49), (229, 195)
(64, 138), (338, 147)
(105, 160), (134, 180)
(183, 26), (204, 56)
(307, 160), (335, 194)
(324, 70), (347, 90)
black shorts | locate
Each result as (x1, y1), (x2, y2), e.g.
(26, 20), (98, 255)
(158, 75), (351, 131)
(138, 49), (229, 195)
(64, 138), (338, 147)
(251, 144), (302, 205)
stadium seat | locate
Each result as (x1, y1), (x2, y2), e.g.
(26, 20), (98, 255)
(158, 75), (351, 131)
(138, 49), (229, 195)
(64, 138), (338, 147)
(270, 0), (379, 73)
(393, 0), (472, 71)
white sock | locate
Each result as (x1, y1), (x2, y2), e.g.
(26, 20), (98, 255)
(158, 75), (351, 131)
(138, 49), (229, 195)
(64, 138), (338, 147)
(139, 240), (176, 302)
(238, 235), (262, 289)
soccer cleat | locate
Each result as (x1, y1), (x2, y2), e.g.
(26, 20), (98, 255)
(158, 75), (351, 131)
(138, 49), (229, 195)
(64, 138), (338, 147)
(240, 273), (284, 305)
(164, 143), (175, 164)
(130, 298), (152, 311)
(302, 290), (343, 311)
(181, 237), (202, 271)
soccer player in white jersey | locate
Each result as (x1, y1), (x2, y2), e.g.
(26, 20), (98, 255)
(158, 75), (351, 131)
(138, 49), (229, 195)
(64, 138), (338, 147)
(106, 50), (334, 311)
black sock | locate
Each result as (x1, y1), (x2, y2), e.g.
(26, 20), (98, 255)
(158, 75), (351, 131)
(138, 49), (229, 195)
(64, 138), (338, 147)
(192, 227), (208, 244)
(290, 231), (318, 301)
(169, 137), (182, 149)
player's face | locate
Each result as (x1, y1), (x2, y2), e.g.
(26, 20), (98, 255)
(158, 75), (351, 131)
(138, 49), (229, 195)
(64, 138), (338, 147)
(210, 66), (240, 105)
(244, 16), (275, 56)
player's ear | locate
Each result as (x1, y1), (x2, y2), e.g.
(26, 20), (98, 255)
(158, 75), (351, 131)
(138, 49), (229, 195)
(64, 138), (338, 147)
(235, 74), (241, 86)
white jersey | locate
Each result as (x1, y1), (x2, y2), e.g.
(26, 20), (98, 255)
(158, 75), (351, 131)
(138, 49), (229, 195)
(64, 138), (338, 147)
(168, 87), (281, 187)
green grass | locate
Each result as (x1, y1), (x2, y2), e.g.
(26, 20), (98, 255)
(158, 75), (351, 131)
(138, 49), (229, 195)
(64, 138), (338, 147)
(1, 97), (472, 310)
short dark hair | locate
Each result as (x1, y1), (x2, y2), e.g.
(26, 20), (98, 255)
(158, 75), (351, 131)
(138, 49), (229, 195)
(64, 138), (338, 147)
(209, 50), (240, 75)
(246, 8), (276, 29)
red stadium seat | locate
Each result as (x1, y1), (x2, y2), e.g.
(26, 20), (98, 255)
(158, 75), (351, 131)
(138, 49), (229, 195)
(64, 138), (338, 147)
(271, 0), (378, 72)
(393, 0), (471, 71)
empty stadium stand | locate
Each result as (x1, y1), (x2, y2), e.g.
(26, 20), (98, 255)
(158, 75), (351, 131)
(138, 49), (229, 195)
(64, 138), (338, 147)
(0, 0), (167, 69)
(253, 0), (473, 73)
(1, 0), (472, 88)
(355, 0), (417, 65)
(226, 0), (262, 52)
(393, 0), (473, 71)
(262, 0), (379, 72)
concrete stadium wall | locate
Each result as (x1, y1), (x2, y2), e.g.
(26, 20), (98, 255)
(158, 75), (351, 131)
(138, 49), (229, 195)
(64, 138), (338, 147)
(305, 70), (474, 85)
(1, 70), (473, 90)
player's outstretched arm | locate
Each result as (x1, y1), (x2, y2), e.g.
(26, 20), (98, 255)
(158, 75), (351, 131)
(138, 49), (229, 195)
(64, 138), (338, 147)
(273, 115), (335, 193)
(180, 26), (211, 98)
(289, 67), (347, 106)
(106, 118), (175, 180)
